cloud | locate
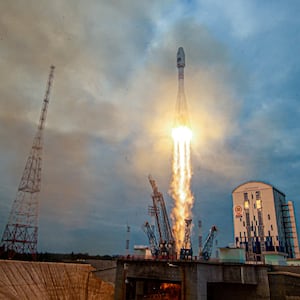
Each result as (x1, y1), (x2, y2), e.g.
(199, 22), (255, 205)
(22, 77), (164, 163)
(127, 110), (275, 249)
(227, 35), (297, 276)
(0, 1), (246, 254)
(1, 1), (300, 255)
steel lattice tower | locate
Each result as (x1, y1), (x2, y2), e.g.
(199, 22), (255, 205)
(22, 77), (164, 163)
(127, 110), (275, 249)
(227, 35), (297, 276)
(0, 66), (55, 258)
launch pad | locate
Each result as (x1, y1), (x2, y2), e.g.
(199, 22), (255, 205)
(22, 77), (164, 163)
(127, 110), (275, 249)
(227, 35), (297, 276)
(115, 258), (270, 300)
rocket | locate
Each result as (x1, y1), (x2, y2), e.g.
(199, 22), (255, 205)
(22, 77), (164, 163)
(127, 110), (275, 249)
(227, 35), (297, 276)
(175, 47), (189, 127)
(177, 47), (185, 69)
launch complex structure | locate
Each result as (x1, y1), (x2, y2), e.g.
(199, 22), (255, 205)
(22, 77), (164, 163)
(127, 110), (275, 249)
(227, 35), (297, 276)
(0, 48), (208, 261)
(142, 48), (216, 261)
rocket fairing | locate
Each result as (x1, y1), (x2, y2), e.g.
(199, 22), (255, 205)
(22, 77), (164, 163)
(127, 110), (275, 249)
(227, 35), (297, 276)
(175, 47), (190, 127)
(177, 47), (185, 68)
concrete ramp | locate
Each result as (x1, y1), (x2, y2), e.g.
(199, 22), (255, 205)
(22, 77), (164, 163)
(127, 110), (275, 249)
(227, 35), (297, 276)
(0, 260), (114, 299)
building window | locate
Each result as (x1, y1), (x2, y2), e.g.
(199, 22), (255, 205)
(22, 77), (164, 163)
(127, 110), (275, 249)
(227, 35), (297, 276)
(244, 193), (248, 201)
(253, 215), (256, 221)
(240, 232), (242, 238)
(243, 221), (245, 227)
(244, 201), (249, 209)
(276, 236), (278, 241)
(256, 200), (262, 209)
(254, 203), (256, 209)
(268, 214), (270, 220)
(268, 231), (271, 236)
(244, 232), (246, 237)
(256, 191), (261, 200)
(271, 225), (273, 231)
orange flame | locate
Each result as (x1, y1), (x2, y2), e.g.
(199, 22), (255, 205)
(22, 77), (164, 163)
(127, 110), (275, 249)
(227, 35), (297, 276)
(170, 125), (193, 253)
(160, 283), (181, 299)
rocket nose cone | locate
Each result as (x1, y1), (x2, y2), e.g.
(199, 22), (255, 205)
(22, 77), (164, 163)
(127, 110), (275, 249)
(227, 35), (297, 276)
(177, 47), (184, 56)
(177, 47), (185, 67)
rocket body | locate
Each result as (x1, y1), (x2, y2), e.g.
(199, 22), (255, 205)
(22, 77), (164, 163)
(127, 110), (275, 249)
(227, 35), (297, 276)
(175, 47), (189, 127)
(177, 47), (185, 68)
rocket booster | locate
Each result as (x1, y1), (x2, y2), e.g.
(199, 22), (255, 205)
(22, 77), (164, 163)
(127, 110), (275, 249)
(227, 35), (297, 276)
(175, 47), (189, 126)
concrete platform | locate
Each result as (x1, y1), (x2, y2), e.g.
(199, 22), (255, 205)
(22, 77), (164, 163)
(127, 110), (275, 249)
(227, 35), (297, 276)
(115, 259), (270, 299)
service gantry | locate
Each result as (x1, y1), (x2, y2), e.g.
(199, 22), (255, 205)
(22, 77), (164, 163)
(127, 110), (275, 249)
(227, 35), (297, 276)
(147, 175), (175, 258)
(180, 218), (193, 259)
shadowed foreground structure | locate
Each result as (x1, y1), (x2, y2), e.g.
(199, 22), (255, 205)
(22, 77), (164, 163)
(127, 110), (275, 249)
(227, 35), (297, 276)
(0, 260), (114, 299)
(115, 258), (300, 299)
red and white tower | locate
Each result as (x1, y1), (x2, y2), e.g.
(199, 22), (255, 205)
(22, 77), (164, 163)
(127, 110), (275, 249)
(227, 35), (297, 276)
(0, 66), (55, 259)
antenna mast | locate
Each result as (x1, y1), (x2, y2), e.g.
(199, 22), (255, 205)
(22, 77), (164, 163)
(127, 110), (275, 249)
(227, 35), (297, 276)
(0, 66), (55, 259)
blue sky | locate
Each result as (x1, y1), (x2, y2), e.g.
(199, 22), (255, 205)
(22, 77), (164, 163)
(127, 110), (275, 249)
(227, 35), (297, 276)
(1, 0), (300, 255)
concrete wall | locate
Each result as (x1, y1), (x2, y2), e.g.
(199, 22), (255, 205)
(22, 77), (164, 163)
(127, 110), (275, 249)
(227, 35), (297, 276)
(115, 259), (270, 300)
(268, 273), (300, 300)
(86, 259), (116, 283)
(0, 259), (114, 300)
(268, 265), (300, 300)
(196, 263), (269, 300)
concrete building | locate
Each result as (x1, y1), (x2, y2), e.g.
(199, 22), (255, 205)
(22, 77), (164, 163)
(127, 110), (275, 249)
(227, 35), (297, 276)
(232, 181), (300, 262)
(115, 259), (271, 299)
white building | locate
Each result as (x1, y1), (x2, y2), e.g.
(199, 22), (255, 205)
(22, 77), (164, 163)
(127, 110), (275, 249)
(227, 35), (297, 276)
(232, 181), (300, 262)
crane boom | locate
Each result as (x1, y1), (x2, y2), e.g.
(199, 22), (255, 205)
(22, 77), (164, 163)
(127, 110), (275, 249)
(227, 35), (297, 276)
(143, 222), (158, 256)
(148, 175), (175, 258)
(148, 175), (174, 243)
(201, 225), (217, 260)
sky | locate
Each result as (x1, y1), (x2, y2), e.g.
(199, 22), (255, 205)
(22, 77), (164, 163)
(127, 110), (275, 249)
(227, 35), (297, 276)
(1, 0), (300, 255)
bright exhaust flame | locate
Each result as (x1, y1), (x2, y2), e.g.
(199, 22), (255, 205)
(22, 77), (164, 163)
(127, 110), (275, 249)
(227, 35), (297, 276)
(171, 125), (193, 252)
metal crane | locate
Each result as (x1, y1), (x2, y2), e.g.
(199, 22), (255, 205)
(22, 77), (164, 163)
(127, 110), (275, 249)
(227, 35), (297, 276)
(200, 225), (217, 260)
(147, 175), (175, 258)
(143, 222), (158, 256)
